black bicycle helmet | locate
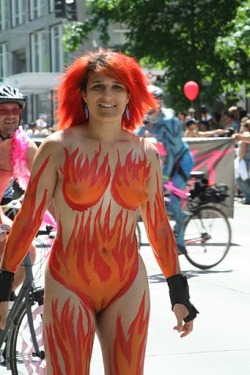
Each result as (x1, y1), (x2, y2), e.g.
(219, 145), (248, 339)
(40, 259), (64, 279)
(0, 85), (26, 110)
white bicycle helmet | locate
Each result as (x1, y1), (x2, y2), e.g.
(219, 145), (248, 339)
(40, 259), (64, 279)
(0, 85), (26, 110)
(147, 85), (164, 99)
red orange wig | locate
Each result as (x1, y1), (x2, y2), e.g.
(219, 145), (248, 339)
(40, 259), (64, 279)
(54, 49), (157, 131)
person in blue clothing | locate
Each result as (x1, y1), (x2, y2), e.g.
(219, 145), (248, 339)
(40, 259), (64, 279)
(135, 85), (194, 254)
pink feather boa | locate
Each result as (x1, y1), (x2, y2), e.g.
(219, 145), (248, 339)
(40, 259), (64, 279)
(11, 127), (57, 229)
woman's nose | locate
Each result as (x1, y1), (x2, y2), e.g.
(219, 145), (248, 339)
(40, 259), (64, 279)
(102, 86), (113, 98)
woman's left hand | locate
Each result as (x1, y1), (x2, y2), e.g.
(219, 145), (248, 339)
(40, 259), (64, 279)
(173, 303), (194, 338)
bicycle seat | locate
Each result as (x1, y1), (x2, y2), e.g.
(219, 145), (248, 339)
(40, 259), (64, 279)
(190, 171), (205, 179)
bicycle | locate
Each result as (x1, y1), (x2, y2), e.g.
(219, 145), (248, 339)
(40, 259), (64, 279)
(137, 171), (232, 270)
(0, 198), (54, 374)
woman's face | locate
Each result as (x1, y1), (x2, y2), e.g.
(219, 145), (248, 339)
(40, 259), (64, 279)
(82, 72), (130, 123)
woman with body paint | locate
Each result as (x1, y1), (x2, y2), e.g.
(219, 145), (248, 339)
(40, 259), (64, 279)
(0, 49), (198, 375)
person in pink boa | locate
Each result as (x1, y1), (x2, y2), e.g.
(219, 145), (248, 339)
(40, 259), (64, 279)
(0, 85), (55, 291)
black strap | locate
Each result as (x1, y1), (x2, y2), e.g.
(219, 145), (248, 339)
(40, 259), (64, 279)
(0, 269), (15, 302)
(0, 132), (12, 141)
(166, 273), (199, 322)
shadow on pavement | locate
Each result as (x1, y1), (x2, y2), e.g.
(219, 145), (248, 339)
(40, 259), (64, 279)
(148, 268), (233, 283)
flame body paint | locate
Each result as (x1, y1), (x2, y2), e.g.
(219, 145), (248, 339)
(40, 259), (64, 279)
(3, 141), (177, 374)
(43, 145), (152, 374)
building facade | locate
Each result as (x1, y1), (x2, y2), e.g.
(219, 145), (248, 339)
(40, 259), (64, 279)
(0, 0), (128, 126)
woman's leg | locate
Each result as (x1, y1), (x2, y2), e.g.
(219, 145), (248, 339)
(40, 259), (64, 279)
(97, 256), (150, 375)
(43, 272), (96, 375)
(236, 177), (250, 203)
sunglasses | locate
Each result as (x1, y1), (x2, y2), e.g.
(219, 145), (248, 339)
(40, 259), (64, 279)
(0, 107), (21, 116)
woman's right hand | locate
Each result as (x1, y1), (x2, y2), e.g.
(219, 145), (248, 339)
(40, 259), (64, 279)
(0, 301), (9, 330)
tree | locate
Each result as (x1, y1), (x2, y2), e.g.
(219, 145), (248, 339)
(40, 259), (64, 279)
(216, 0), (250, 103)
(63, 0), (242, 111)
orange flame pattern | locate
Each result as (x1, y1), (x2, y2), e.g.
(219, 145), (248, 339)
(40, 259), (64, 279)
(49, 204), (138, 312)
(146, 177), (178, 278)
(46, 298), (94, 374)
(2, 157), (50, 271)
(111, 150), (150, 210)
(111, 293), (149, 375)
(60, 145), (111, 210)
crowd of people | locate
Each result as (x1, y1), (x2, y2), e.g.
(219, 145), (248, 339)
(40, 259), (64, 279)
(178, 104), (250, 204)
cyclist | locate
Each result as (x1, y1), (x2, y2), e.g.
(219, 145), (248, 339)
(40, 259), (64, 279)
(0, 85), (38, 290)
(135, 85), (194, 254)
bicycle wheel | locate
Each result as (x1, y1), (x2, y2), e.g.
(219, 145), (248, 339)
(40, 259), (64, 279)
(184, 205), (231, 269)
(7, 288), (46, 375)
(136, 222), (142, 250)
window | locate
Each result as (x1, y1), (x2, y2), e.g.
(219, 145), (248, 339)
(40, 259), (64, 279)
(49, 0), (55, 13)
(12, 49), (26, 74)
(11, 0), (26, 27)
(0, 43), (9, 79)
(29, 0), (45, 20)
(30, 30), (48, 72)
(51, 24), (64, 72)
(111, 23), (130, 47)
(0, 0), (10, 30)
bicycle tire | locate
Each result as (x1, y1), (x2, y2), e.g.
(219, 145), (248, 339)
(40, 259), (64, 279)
(184, 205), (231, 270)
(7, 288), (46, 375)
(136, 222), (142, 250)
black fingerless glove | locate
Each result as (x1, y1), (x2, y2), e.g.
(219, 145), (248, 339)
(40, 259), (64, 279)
(166, 273), (199, 322)
(0, 269), (14, 302)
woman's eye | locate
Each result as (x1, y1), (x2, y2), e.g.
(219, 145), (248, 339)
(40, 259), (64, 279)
(92, 84), (103, 90)
(114, 86), (123, 90)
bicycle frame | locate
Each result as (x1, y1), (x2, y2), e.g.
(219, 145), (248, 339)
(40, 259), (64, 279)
(0, 252), (37, 369)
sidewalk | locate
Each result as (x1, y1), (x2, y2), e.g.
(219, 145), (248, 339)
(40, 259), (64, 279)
(90, 200), (250, 375)
(1, 201), (249, 374)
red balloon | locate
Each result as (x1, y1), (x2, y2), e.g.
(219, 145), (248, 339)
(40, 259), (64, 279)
(184, 81), (199, 101)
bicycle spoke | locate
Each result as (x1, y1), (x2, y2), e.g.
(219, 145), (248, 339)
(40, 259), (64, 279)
(8, 296), (46, 374)
(184, 206), (231, 269)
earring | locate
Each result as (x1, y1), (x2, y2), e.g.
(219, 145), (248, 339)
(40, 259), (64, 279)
(125, 105), (130, 120)
(84, 103), (89, 120)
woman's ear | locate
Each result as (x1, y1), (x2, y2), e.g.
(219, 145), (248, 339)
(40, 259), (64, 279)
(126, 92), (130, 105)
(81, 91), (87, 102)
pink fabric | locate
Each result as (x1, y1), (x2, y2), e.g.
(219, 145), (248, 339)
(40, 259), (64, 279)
(11, 127), (30, 191)
(10, 127), (56, 229)
(164, 181), (188, 199)
(155, 142), (167, 157)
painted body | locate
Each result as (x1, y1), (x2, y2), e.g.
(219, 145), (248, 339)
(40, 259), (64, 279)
(1, 52), (194, 374)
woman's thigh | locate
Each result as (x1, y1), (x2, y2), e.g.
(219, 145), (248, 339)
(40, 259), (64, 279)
(43, 272), (96, 375)
(96, 256), (150, 375)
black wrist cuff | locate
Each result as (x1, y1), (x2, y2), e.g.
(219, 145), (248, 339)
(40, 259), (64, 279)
(166, 273), (199, 322)
(0, 269), (15, 302)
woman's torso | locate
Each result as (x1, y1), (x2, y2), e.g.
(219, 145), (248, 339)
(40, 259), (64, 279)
(47, 128), (151, 309)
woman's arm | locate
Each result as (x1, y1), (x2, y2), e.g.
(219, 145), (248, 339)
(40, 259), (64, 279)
(139, 140), (180, 278)
(139, 140), (198, 335)
(239, 141), (247, 160)
(1, 134), (62, 273)
(233, 133), (250, 143)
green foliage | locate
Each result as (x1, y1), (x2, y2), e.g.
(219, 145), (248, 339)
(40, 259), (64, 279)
(216, 0), (250, 96)
(63, 0), (246, 110)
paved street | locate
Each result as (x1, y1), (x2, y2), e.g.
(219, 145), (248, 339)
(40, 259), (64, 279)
(90, 200), (250, 375)
(1, 200), (250, 374)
